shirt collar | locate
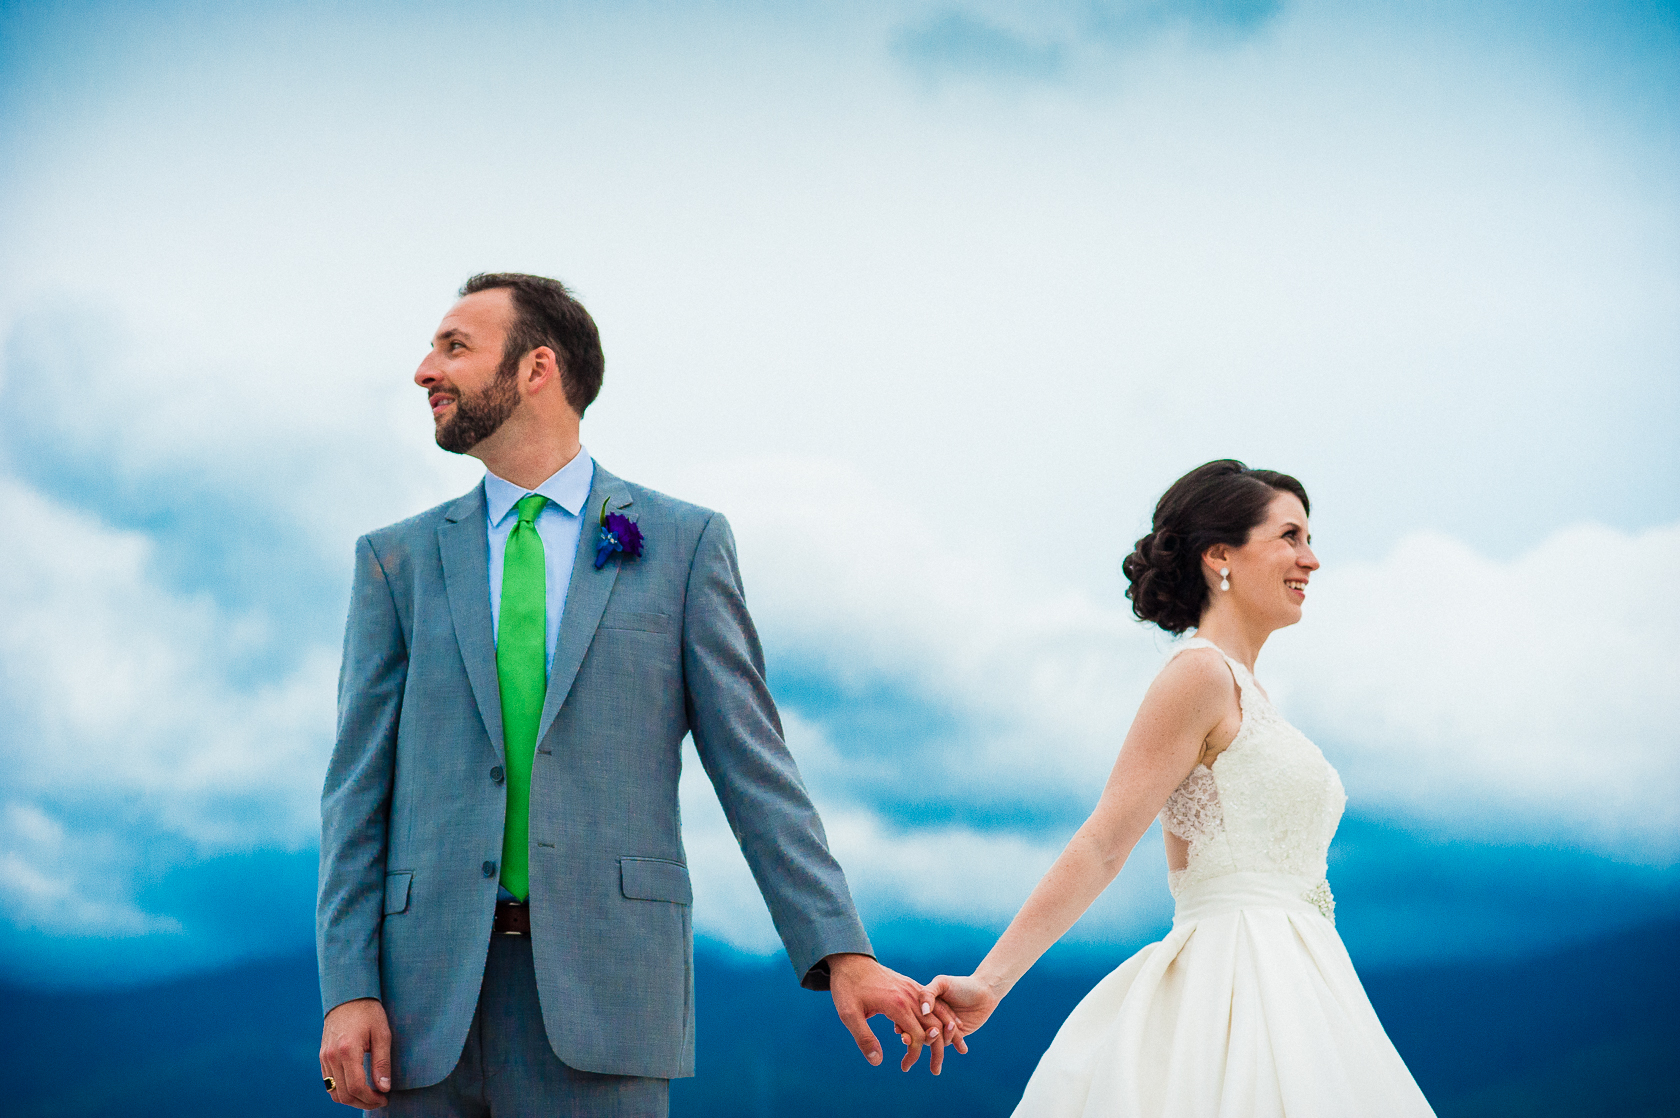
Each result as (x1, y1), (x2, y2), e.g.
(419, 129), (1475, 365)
(484, 447), (595, 527)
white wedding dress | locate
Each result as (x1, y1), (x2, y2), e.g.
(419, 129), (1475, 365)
(1012, 638), (1436, 1117)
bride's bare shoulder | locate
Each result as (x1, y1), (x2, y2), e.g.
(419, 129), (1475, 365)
(1140, 647), (1237, 723)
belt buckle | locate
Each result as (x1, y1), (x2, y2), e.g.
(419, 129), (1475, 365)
(495, 899), (529, 936)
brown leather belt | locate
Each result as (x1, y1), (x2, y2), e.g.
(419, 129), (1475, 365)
(493, 900), (530, 936)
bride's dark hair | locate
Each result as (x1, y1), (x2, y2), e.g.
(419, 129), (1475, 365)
(1123, 460), (1310, 634)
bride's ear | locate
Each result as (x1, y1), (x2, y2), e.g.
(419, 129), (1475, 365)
(1202, 545), (1230, 578)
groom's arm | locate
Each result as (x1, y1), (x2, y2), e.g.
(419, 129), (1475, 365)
(316, 535), (407, 1108)
(680, 513), (950, 1071)
(680, 512), (871, 981)
(318, 535), (407, 1016)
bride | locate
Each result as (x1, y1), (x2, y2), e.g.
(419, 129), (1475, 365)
(919, 459), (1435, 1116)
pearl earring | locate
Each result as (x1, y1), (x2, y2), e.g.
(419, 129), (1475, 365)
(1219, 567), (1230, 591)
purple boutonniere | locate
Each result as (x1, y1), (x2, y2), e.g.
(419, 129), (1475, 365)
(594, 500), (645, 570)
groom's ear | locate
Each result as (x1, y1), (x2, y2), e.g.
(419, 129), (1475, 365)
(521, 344), (582, 426)
(522, 345), (566, 395)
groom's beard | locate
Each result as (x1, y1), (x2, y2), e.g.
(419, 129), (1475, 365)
(434, 360), (521, 454)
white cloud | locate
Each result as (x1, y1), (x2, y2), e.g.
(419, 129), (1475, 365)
(0, 802), (182, 935)
(1, 451), (1672, 951)
(0, 477), (337, 856)
(687, 457), (1165, 800)
(679, 711), (1174, 955)
(3, 440), (1669, 954)
(1, 0), (1674, 575)
(1271, 522), (1680, 859)
(692, 460), (1680, 865)
(675, 463), (1679, 958)
(0, 0), (1674, 955)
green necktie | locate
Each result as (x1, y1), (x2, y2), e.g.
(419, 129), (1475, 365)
(497, 493), (549, 901)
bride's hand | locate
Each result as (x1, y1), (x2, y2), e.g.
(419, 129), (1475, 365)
(925, 974), (1002, 1039)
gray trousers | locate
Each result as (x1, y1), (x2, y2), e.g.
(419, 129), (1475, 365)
(371, 936), (670, 1118)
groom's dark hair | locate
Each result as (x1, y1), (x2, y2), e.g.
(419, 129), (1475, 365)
(461, 273), (605, 416)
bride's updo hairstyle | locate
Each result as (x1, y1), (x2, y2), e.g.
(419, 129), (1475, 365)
(1123, 459), (1310, 634)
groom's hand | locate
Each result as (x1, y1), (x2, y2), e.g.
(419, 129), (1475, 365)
(826, 953), (958, 1074)
(320, 997), (392, 1109)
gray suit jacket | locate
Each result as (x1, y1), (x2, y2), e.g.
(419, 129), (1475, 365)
(317, 464), (872, 1087)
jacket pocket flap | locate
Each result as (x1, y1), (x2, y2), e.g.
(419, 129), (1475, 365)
(599, 610), (672, 634)
(620, 858), (691, 905)
(383, 871), (413, 915)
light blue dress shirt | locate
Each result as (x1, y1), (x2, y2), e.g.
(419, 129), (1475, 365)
(484, 448), (595, 677)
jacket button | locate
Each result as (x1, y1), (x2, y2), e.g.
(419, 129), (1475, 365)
(490, 766), (504, 784)
(482, 861), (497, 878)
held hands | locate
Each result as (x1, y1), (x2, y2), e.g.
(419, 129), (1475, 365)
(826, 953), (965, 1074)
(918, 973), (1003, 1042)
(320, 997), (392, 1110)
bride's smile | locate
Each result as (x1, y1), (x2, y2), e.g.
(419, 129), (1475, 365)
(1205, 491), (1320, 633)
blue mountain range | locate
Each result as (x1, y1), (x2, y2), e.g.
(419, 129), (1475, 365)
(5, 918), (1673, 1117)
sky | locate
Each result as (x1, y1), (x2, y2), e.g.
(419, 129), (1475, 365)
(0, 0), (1676, 987)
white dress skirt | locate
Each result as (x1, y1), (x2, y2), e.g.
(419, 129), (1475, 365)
(1012, 641), (1435, 1118)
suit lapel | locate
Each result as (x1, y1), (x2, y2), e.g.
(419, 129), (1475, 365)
(438, 483), (506, 763)
(536, 465), (634, 746)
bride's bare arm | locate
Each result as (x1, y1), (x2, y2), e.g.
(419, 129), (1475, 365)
(925, 650), (1234, 1034)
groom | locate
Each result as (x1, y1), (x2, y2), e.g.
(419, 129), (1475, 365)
(317, 273), (953, 1115)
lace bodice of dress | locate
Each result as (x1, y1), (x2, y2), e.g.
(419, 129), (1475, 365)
(1159, 638), (1347, 908)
